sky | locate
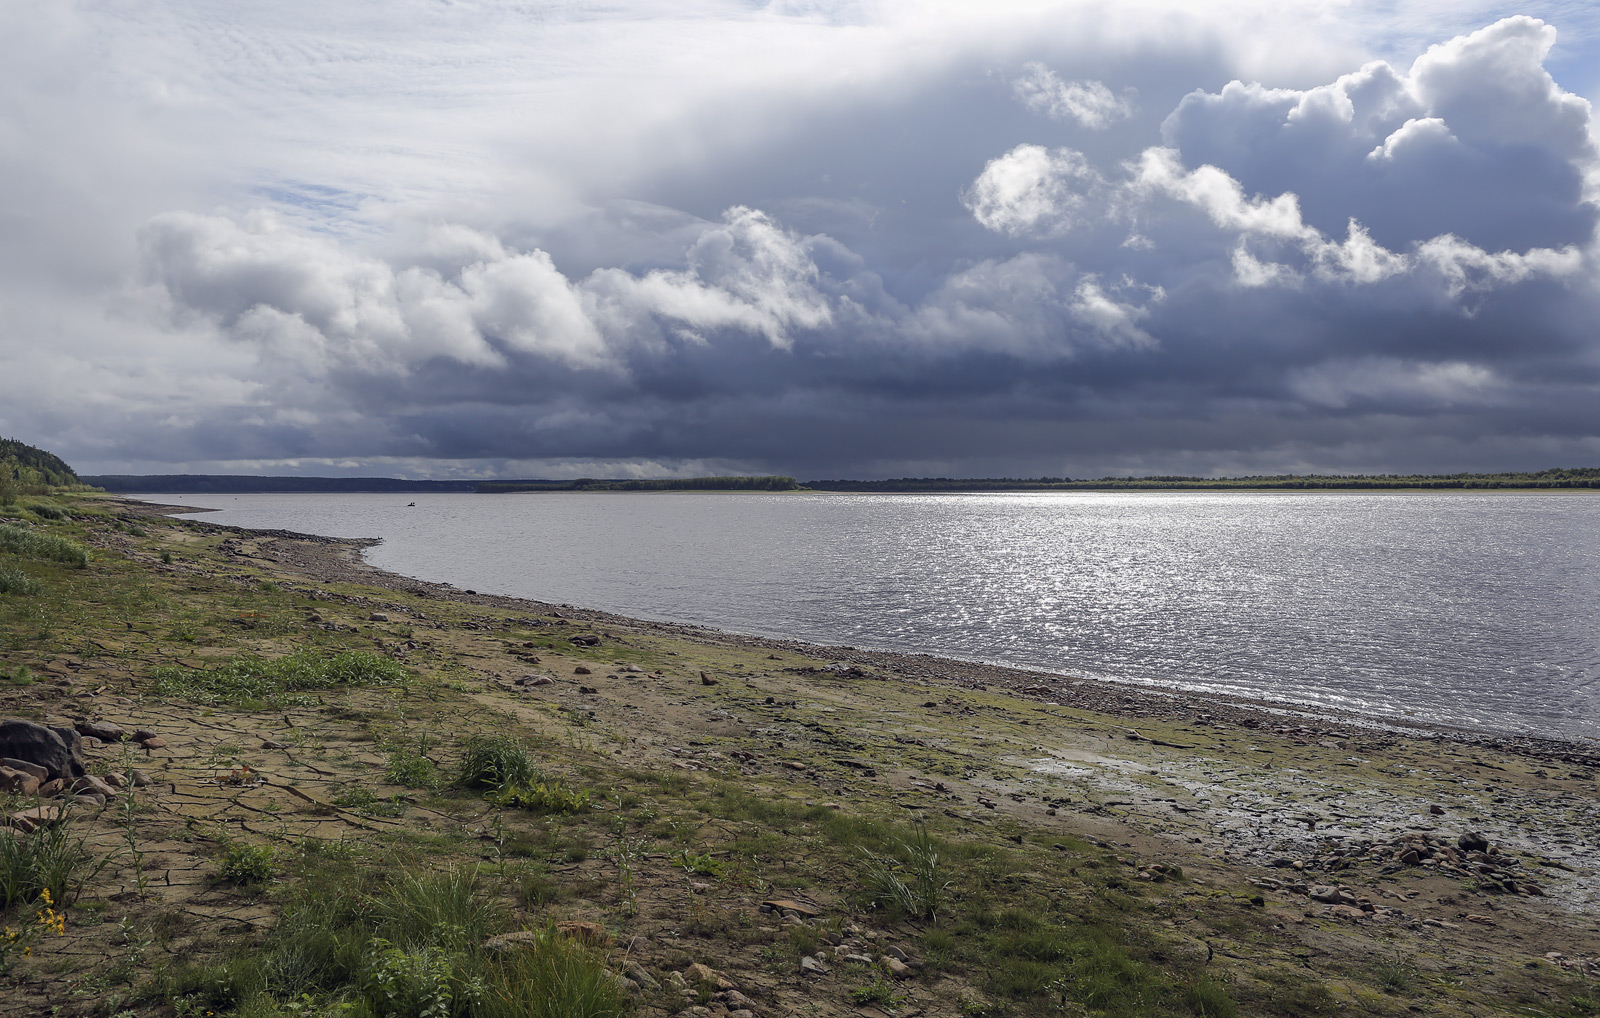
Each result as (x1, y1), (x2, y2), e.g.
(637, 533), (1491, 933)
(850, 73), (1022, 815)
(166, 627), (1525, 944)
(3, 1), (1599, 480)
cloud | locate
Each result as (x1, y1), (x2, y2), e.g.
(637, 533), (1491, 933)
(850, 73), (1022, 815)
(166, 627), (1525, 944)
(962, 145), (1103, 236)
(1013, 62), (1136, 129)
(4, 5), (1600, 479)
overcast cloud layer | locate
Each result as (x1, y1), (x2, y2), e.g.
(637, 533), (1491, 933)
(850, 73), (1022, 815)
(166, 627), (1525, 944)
(3, 1), (1600, 478)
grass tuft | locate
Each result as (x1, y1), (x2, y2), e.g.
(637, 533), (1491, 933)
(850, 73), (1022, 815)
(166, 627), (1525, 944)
(457, 736), (536, 790)
(0, 812), (95, 907)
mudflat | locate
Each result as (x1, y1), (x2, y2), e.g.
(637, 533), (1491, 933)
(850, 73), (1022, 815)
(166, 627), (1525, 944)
(0, 493), (1595, 1017)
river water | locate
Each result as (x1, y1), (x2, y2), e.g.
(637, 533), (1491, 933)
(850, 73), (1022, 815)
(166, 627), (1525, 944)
(145, 490), (1600, 743)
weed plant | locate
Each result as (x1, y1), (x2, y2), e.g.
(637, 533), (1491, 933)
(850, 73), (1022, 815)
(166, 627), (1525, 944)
(218, 842), (275, 886)
(0, 524), (88, 567)
(485, 780), (590, 815)
(148, 649), (408, 709)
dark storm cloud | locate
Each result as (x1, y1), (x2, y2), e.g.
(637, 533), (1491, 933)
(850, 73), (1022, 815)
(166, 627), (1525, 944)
(3, 4), (1599, 477)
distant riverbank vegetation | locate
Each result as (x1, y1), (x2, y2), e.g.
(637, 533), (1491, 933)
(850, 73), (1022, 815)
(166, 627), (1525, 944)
(72, 463), (1600, 496)
(478, 475), (803, 493)
(804, 467), (1600, 492)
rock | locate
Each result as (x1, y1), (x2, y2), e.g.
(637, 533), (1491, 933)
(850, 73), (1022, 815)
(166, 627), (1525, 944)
(799, 955), (829, 975)
(886, 945), (922, 968)
(140, 737), (169, 750)
(700, 673), (717, 686)
(714, 990), (754, 1008)
(762, 898), (819, 917)
(0, 758), (48, 781)
(38, 778), (63, 797)
(0, 766), (40, 797)
(570, 635), (601, 647)
(1430, 804), (1445, 815)
(0, 720), (85, 781)
(76, 720), (125, 742)
(131, 729), (158, 744)
(483, 931), (542, 951)
(1457, 832), (1490, 853)
(369, 612), (389, 622)
(729, 1011), (754, 1018)
(103, 772), (127, 789)
(684, 963), (720, 985)
(129, 770), (151, 788)
(260, 740), (288, 750)
(555, 920), (610, 945)
(624, 962), (660, 991)
(574, 666), (592, 675)
(71, 774), (118, 798)
(883, 956), (914, 979)
(5, 805), (64, 832)
(1308, 885), (1342, 904)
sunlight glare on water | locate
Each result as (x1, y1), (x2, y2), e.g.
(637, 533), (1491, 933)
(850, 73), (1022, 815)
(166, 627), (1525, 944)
(150, 490), (1600, 742)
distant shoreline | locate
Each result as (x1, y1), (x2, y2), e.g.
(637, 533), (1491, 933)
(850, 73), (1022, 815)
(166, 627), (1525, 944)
(84, 466), (1600, 495)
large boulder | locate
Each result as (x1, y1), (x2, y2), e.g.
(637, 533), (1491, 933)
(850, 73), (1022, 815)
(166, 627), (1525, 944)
(0, 720), (86, 782)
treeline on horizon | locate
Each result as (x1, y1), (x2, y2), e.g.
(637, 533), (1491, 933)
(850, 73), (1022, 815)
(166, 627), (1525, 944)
(804, 467), (1600, 491)
(63, 465), (1600, 495)
(478, 475), (802, 493)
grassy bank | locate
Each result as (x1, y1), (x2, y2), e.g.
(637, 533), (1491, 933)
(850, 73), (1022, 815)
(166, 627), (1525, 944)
(0, 494), (1594, 1017)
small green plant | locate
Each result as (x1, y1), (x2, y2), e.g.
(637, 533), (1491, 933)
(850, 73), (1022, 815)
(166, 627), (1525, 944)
(486, 781), (590, 815)
(0, 524), (89, 567)
(27, 504), (66, 521)
(387, 747), (441, 791)
(853, 977), (909, 1007)
(3, 665), (34, 686)
(0, 566), (41, 596)
(675, 849), (724, 878)
(218, 841), (274, 885)
(160, 551), (174, 565)
(456, 736), (536, 789)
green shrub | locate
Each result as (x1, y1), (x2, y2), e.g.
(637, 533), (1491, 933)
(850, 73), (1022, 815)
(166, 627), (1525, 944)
(26, 504), (66, 521)
(360, 939), (467, 1018)
(148, 650), (408, 709)
(0, 567), (40, 596)
(219, 842), (274, 885)
(486, 781), (590, 815)
(457, 736), (536, 790)
(0, 524), (88, 568)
